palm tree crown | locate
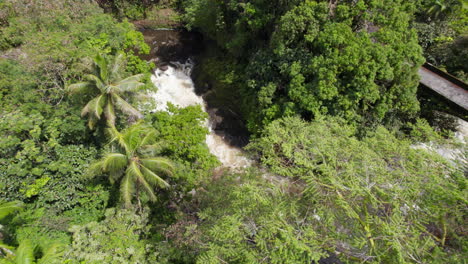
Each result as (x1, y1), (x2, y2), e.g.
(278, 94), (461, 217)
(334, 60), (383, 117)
(2, 240), (64, 264)
(89, 123), (175, 208)
(67, 54), (145, 129)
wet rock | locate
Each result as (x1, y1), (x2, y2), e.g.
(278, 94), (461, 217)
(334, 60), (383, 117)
(207, 108), (223, 127)
(317, 252), (343, 264)
(138, 28), (204, 63)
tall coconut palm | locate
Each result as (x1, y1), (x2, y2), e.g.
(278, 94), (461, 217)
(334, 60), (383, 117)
(67, 54), (145, 129)
(89, 123), (175, 209)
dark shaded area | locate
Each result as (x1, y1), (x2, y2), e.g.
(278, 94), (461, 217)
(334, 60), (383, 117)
(418, 84), (468, 131)
(138, 28), (250, 147)
(137, 28), (204, 64)
(205, 107), (250, 147)
(317, 252), (343, 264)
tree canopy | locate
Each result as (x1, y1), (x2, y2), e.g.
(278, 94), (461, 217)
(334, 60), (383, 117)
(184, 0), (425, 134)
(89, 123), (175, 208)
(67, 54), (145, 129)
(0, 0), (466, 263)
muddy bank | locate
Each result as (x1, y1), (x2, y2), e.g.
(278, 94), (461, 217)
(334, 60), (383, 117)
(133, 8), (181, 29)
(138, 28), (204, 64)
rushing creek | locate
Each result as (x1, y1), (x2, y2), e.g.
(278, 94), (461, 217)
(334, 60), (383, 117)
(139, 28), (468, 169)
(149, 59), (251, 168)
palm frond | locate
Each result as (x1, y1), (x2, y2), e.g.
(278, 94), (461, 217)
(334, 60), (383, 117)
(135, 170), (158, 202)
(141, 157), (175, 178)
(127, 160), (144, 179)
(0, 200), (23, 220)
(120, 173), (135, 208)
(128, 161), (157, 201)
(107, 126), (130, 153)
(119, 74), (145, 83)
(37, 244), (65, 264)
(139, 131), (158, 148)
(15, 240), (35, 264)
(81, 97), (98, 118)
(94, 94), (107, 120)
(86, 160), (105, 178)
(94, 54), (108, 83)
(139, 144), (166, 157)
(0, 242), (15, 257)
(104, 100), (116, 127)
(109, 170), (123, 185)
(102, 153), (128, 172)
(140, 165), (170, 189)
(123, 124), (150, 151)
(109, 53), (125, 82)
(112, 94), (142, 119)
(84, 74), (106, 92)
(115, 80), (145, 93)
(75, 57), (94, 71)
(87, 114), (99, 130)
(66, 82), (95, 95)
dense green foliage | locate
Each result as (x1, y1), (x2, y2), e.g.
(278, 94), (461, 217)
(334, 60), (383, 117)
(1, 240), (65, 264)
(0, 0), (152, 211)
(159, 117), (466, 263)
(0, 201), (22, 221)
(67, 208), (155, 263)
(413, 0), (468, 81)
(146, 104), (220, 171)
(184, 0), (425, 134)
(167, 171), (327, 264)
(0, 64), (99, 211)
(248, 117), (466, 262)
(1, 0), (466, 263)
(96, 0), (178, 20)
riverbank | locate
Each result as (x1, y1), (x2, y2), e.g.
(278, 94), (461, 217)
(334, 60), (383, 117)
(133, 7), (181, 30)
(137, 27), (251, 168)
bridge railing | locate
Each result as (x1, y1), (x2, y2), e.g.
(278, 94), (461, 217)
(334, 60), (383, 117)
(422, 63), (468, 91)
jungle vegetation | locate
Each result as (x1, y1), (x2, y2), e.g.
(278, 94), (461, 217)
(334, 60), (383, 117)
(0, 0), (466, 263)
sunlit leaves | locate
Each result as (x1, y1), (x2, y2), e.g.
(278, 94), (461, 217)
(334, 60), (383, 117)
(67, 54), (144, 129)
(89, 123), (174, 208)
(248, 117), (467, 262)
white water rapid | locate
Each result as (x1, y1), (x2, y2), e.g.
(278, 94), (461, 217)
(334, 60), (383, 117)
(150, 59), (251, 168)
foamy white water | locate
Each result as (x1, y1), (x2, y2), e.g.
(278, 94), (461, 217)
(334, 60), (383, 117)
(412, 117), (467, 167)
(150, 60), (251, 168)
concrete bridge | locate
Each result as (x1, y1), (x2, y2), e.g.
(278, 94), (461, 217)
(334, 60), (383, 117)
(418, 63), (468, 111)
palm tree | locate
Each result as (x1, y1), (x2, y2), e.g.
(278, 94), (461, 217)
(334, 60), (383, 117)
(0, 200), (22, 258)
(426, 0), (462, 19)
(2, 240), (64, 264)
(0, 200), (22, 220)
(0, 202), (63, 263)
(89, 123), (175, 209)
(67, 54), (145, 129)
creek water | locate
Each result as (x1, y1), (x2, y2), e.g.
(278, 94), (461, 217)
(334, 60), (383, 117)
(139, 28), (467, 169)
(150, 60), (251, 168)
